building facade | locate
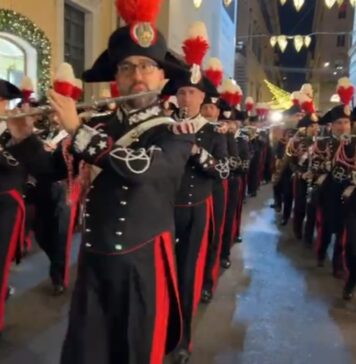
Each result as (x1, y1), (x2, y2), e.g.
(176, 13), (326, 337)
(157, 0), (237, 78)
(307, 2), (354, 112)
(0, 0), (117, 97)
(0, 0), (237, 97)
(235, 0), (281, 103)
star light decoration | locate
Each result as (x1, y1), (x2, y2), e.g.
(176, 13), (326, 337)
(0, 9), (52, 96)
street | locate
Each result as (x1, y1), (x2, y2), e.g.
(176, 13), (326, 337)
(1, 185), (356, 364)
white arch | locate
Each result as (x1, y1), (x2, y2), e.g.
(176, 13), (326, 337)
(0, 32), (38, 94)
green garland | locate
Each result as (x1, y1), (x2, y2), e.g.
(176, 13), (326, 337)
(0, 8), (51, 96)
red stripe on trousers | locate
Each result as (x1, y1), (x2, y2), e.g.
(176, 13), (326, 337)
(64, 182), (81, 288)
(193, 196), (213, 316)
(315, 207), (323, 255)
(341, 229), (349, 282)
(211, 180), (228, 292)
(0, 190), (25, 331)
(150, 232), (181, 364)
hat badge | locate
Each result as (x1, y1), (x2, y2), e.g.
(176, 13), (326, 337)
(130, 22), (157, 48)
(190, 64), (202, 85)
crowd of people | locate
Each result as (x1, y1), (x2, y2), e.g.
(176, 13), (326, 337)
(0, 1), (356, 363)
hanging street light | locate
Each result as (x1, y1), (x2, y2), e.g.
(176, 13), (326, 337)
(270, 36), (278, 48)
(324, 0), (337, 7)
(294, 35), (304, 52)
(293, 0), (305, 11)
(277, 35), (288, 53)
(304, 35), (312, 48)
(280, 0), (287, 5)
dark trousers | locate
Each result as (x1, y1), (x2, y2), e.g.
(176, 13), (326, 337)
(293, 176), (308, 239)
(33, 182), (71, 286)
(221, 178), (240, 260)
(175, 199), (210, 350)
(304, 199), (316, 247)
(203, 182), (226, 292)
(316, 209), (344, 274)
(281, 170), (294, 222)
(0, 191), (24, 332)
(343, 193), (356, 291)
(61, 234), (178, 364)
(248, 154), (260, 195)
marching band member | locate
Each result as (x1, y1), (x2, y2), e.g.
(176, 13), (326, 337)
(5, 0), (194, 362)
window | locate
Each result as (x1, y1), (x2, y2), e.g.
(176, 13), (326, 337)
(64, 3), (85, 78)
(338, 4), (347, 19)
(337, 35), (346, 48)
(0, 37), (25, 85)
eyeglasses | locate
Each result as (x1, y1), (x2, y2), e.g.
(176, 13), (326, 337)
(117, 61), (159, 76)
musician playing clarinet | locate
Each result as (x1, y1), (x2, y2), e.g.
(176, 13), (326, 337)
(3, 1), (194, 362)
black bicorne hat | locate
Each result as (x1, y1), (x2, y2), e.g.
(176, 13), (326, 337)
(82, 1), (189, 83)
(0, 79), (22, 100)
(249, 115), (259, 123)
(297, 114), (319, 128)
(328, 104), (351, 123)
(283, 104), (302, 116)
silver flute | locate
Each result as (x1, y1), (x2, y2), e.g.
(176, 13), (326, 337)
(0, 90), (159, 122)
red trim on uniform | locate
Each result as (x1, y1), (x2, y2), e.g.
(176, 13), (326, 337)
(0, 190), (25, 331)
(94, 136), (114, 164)
(64, 181), (81, 288)
(192, 196), (213, 316)
(24, 231), (33, 252)
(315, 207), (323, 255)
(341, 228), (349, 282)
(150, 233), (171, 364)
(211, 180), (228, 292)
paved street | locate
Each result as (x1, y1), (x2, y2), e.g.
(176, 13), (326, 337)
(1, 185), (356, 364)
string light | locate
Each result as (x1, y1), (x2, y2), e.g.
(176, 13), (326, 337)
(293, 0), (305, 11)
(325, 0), (336, 8)
(0, 9), (51, 97)
(270, 34), (312, 52)
(264, 79), (292, 110)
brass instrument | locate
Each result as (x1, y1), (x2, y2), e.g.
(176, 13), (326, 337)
(0, 91), (160, 122)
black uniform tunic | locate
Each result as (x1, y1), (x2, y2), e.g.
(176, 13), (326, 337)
(7, 104), (193, 364)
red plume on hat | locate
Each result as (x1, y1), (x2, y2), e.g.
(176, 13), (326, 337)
(245, 96), (254, 113)
(110, 81), (120, 97)
(219, 79), (243, 107)
(291, 91), (301, 106)
(256, 102), (270, 120)
(182, 21), (210, 84)
(337, 77), (354, 115)
(115, 0), (163, 24)
(298, 93), (315, 114)
(204, 57), (223, 88)
(20, 76), (34, 103)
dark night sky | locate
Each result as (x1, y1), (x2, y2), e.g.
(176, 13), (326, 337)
(278, 0), (316, 91)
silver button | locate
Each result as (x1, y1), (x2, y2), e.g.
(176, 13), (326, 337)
(192, 166), (196, 170)
(191, 175), (195, 179)
(189, 194), (193, 197)
(86, 198), (90, 202)
(122, 186), (129, 190)
(85, 213), (90, 217)
(203, 163), (208, 168)
(115, 244), (123, 251)
(119, 218), (126, 222)
(85, 243), (92, 247)
(120, 201), (127, 206)
(175, 238), (180, 243)
(116, 231), (123, 236)
(197, 138), (202, 142)
(90, 186), (94, 189)
(209, 160), (214, 165)
(190, 184), (194, 188)
(188, 202), (192, 205)
(85, 228), (91, 232)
